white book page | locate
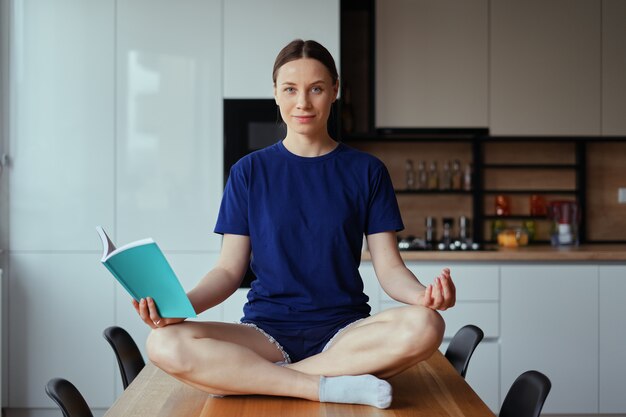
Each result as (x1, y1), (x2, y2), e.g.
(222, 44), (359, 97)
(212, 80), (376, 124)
(96, 226), (155, 261)
(106, 238), (155, 260)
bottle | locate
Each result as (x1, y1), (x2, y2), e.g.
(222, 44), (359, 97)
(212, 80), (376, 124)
(459, 215), (470, 243)
(451, 159), (462, 190)
(441, 217), (454, 248)
(463, 163), (473, 191)
(427, 161), (439, 190)
(425, 216), (436, 249)
(417, 160), (428, 190)
(405, 159), (415, 190)
(495, 195), (511, 216)
(441, 161), (452, 190)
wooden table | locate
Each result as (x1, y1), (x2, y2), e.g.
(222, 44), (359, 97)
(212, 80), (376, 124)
(103, 351), (495, 417)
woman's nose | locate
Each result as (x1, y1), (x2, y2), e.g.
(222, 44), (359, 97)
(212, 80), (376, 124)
(296, 92), (311, 108)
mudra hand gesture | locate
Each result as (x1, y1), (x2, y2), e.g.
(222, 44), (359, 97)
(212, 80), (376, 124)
(421, 268), (456, 311)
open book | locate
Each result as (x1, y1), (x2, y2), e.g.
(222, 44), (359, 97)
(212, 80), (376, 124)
(96, 226), (196, 318)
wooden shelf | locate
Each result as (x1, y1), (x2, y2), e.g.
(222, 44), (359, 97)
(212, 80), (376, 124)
(395, 189), (472, 195)
(483, 215), (550, 220)
(483, 163), (578, 169)
(482, 189), (577, 195)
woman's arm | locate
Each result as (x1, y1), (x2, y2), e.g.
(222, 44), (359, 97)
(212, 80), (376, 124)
(367, 231), (455, 310)
(135, 233), (251, 328)
(187, 233), (251, 314)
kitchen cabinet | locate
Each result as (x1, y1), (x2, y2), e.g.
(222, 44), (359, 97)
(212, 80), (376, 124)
(375, 0), (488, 128)
(8, 254), (116, 408)
(114, 252), (221, 396)
(223, 0), (340, 99)
(7, 0), (225, 412)
(9, 0), (115, 251)
(602, 0), (626, 136)
(116, 0), (223, 252)
(500, 265), (599, 414)
(599, 265), (626, 412)
(370, 261), (501, 412)
(490, 0), (601, 135)
(440, 339), (500, 412)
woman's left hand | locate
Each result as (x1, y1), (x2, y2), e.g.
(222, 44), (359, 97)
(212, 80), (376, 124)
(420, 268), (456, 311)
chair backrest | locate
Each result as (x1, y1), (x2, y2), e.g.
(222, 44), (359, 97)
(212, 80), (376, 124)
(103, 326), (146, 389)
(444, 324), (484, 378)
(500, 370), (552, 417)
(45, 378), (94, 417)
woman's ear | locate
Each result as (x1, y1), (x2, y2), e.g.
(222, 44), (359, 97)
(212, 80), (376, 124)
(332, 80), (339, 102)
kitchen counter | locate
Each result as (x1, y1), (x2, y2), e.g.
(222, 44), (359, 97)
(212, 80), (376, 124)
(361, 244), (626, 262)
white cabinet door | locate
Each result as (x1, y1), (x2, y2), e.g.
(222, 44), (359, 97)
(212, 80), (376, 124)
(602, 0), (626, 136)
(113, 252), (221, 396)
(376, 0), (488, 128)
(500, 265), (599, 414)
(440, 340), (500, 413)
(223, 0), (340, 99)
(9, 0), (115, 251)
(222, 288), (250, 323)
(359, 263), (380, 314)
(490, 0), (601, 135)
(116, 0), (223, 252)
(599, 265), (626, 413)
(8, 254), (116, 408)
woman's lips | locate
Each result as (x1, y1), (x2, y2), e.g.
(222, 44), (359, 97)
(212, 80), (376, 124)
(293, 115), (315, 123)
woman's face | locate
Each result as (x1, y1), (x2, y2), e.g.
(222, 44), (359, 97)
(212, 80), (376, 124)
(274, 58), (338, 138)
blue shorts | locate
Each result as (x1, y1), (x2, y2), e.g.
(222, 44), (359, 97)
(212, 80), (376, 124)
(241, 316), (367, 363)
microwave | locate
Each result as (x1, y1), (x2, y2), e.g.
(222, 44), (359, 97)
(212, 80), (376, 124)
(223, 99), (339, 287)
(223, 98), (339, 184)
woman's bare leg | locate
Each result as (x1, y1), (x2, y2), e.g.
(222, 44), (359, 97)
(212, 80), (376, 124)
(286, 305), (445, 379)
(146, 321), (318, 400)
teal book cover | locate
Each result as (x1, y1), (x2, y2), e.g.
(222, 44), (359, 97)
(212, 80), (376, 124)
(96, 226), (197, 318)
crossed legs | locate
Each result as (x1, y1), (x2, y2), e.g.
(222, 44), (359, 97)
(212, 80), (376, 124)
(146, 305), (444, 404)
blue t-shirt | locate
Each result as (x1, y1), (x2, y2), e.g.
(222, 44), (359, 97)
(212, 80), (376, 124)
(214, 141), (404, 328)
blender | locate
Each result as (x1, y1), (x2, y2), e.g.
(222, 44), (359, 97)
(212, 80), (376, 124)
(548, 201), (580, 246)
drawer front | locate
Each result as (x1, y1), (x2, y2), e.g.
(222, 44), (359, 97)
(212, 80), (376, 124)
(380, 300), (499, 339)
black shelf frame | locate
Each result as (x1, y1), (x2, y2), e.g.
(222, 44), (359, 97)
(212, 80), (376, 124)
(482, 189), (578, 194)
(395, 189), (473, 195)
(342, 134), (626, 245)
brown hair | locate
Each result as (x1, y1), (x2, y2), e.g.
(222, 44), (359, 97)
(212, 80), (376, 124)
(272, 39), (339, 86)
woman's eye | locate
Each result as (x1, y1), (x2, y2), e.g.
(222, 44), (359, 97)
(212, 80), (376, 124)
(284, 87), (295, 93)
(312, 87), (322, 93)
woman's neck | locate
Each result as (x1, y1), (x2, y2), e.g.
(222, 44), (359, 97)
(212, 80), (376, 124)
(282, 133), (337, 157)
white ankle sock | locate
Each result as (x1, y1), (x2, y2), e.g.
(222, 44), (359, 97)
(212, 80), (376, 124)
(318, 374), (392, 409)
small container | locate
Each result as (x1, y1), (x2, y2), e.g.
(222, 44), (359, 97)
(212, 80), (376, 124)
(441, 217), (454, 246)
(495, 195), (511, 216)
(417, 160), (428, 190)
(405, 159), (416, 190)
(425, 216), (437, 249)
(491, 219), (506, 241)
(428, 161), (439, 190)
(530, 195), (547, 216)
(497, 228), (529, 248)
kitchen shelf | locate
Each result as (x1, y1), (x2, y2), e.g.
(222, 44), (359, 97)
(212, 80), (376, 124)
(483, 215), (550, 220)
(483, 163), (578, 169)
(395, 189), (472, 195)
(482, 189), (577, 195)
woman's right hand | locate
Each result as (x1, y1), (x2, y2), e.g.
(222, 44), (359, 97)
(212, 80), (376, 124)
(132, 297), (186, 329)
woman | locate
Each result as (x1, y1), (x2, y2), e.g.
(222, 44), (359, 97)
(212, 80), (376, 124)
(135, 39), (455, 409)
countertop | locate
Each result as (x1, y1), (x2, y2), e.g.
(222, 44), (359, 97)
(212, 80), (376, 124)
(361, 244), (626, 262)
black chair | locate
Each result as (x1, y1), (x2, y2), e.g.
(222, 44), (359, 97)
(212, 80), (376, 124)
(444, 324), (484, 378)
(103, 326), (146, 389)
(500, 370), (552, 417)
(45, 378), (93, 417)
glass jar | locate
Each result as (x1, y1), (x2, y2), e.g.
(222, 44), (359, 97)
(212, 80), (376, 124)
(495, 195), (510, 216)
